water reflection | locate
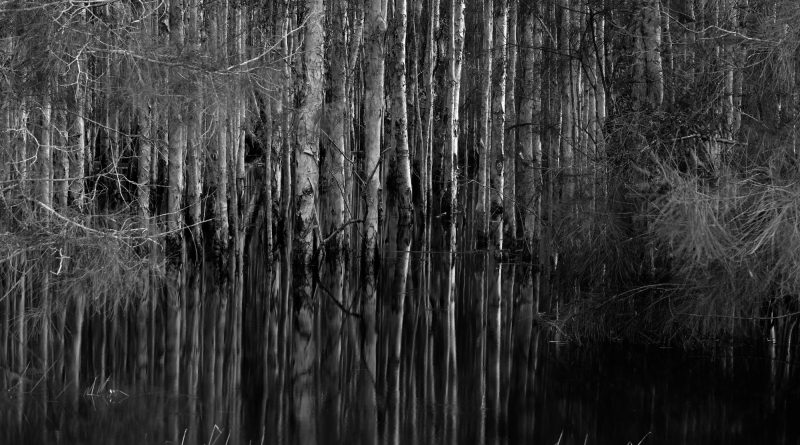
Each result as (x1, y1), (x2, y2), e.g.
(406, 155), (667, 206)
(2, 246), (800, 445)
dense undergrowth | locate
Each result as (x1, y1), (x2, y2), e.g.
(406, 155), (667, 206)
(553, 158), (800, 345)
(0, 193), (159, 319)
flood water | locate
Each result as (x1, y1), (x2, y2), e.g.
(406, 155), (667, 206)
(2, 250), (799, 445)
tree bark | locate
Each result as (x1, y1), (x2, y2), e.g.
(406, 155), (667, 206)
(490, 0), (508, 252)
(186, 0), (203, 247)
(635, 0), (664, 108)
(422, 0), (440, 218)
(558, 0), (574, 201)
(519, 0), (543, 259)
(292, 0), (325, 442)
(504, 0), (518, 241)
(390, 0), (414, 227)
(363, 0), (387, 377)
(477, 0), (493, 241)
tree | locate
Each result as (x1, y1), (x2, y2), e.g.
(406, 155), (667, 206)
(292, 0), (325, 440)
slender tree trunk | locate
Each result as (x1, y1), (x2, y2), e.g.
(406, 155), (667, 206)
(72, 59), (86, 211)
(213, 103), (230, 261)
(0, 89), (8, 190)
(490, 0), (508, 252)
(165, 0), (185, 404)
(167, 0), (186, 233)
(17, 253), (26, 394)
(558, 0), (574, 202)
(293, 0), (325, 442)
(422, 0), (440, 219)
(504, 0), (518, 241)
(55, 109), (69, 208)
(186, 0), (203, 248)
(594, 2), (606, 205)
(477, 0), (493, 241)
(321, 1), (348, 432)
(519, 0), (543, 261)
(635, 0), (664, 108)
(40, 90), (52, 377)
(322, 0), (348, 259)
(0, 273), (7, 391)
(391, 0), (414, 227)
(363, 0), (386, 379)
(40, 90), (53, 209)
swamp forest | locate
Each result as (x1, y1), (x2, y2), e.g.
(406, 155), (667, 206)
(2, 0), (800, 443)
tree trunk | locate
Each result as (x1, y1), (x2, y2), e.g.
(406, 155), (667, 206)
(320, 1), (348, 432)
(72, 60), (86, 211)
(518, 0), (543, 260)
(55, 109), (69, 208)
(422, 0), (440, 219)
(635, 0), (664, 108)
(490, 0), (508, 252)
(40, 90), (52, 376)
(293, 0), (325, 442)
(504, 0), (518, 241)
(186, 0), (203, 247)
(363, 0), (386, 378)
(558, 0), (574, 201)
(391, 0), (414, 227)
(477, 0), (493, 241)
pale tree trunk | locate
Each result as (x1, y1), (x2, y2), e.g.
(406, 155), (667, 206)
(361, 0), (386, 441)
(135, 94), (152, 387)
(594, 2), (606, 203)
(40, 91), (53, 209)
(168, 0), (186, 234)
(211, 0), (230, 267)
(443, 0), (465, 389)
(518, 0), (543, 262)
(213, 103), (230, 259)
(321, 1), (348, 425)
(186, 0), (203, 245)
(447, 0), (465, 241)
(347, 3), (364, 238)
(55, 109), (69, 208)
(293, 0), (325, 442)
(732, 0), (746, 136)
(390, 0), (414, 227)
(228, 0), (247, 397)
(558, 0), (574, 201)
(18, 105), (29, 194)
(0, 90), (8, 190)
(422, 0), (439, 218)
(490, 0), (507, 252)
(40, 89), (52, 376)
(137, 100), (153, 221)
(165, 0), (185, 404)
(477, 0), (493, 241)
(72, 56), (86, 212)
(504, 0), (517, 241)
(362, 0), (386, 400)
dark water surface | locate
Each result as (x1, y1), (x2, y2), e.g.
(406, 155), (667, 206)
(2, 252), (799, 445)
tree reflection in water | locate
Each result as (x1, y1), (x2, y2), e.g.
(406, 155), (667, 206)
(1, 240), (800, 445)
